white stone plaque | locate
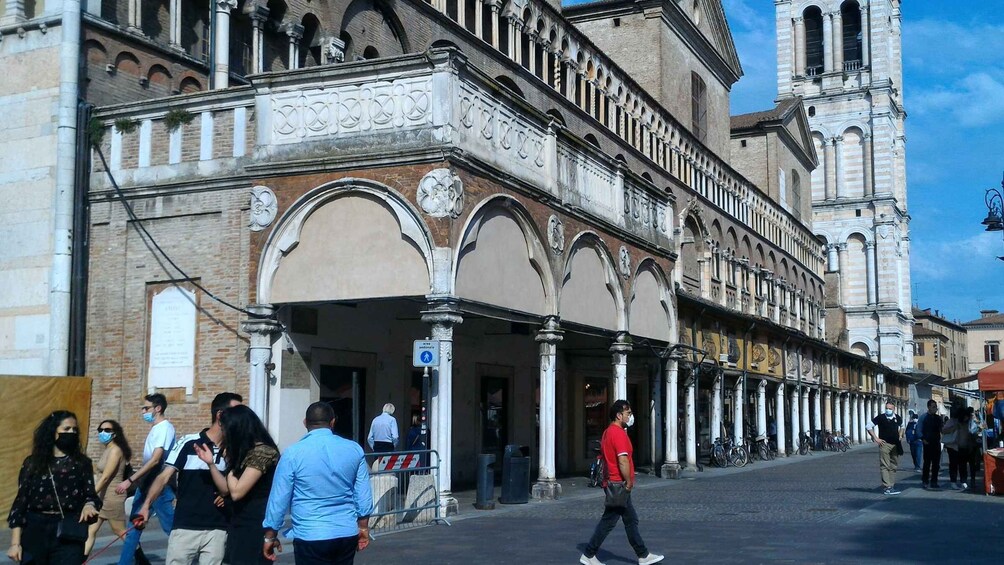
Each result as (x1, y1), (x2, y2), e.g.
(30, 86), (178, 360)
(148, 286), (197, 394)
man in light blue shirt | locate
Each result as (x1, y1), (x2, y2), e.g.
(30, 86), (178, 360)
(263, 402), (373, 564)
(367, 403), (399, 453)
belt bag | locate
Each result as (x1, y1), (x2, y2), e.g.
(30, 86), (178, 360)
(603, 481), (630, 509)
(49, 467), (91, 543)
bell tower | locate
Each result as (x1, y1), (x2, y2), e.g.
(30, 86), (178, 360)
(775, 0), (912, 371)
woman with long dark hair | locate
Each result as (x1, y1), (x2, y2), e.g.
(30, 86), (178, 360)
(194, 404), (279, 565)
(7, 410), (101, 564)
(84, 420), (132, 557)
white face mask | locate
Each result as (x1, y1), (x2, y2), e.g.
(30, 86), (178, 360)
(626, 414), (635, 428)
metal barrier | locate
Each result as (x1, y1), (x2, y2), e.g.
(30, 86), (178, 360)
(364, 449), (450, 536)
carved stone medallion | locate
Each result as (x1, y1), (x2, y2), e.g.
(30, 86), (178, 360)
(547, 215), (565, 254)
(249, 186), (278, 231)
(618, 245), (631, 278)
(417, 169), (463, 218)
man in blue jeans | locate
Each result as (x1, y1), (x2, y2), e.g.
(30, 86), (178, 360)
(115, 393), (176, 565)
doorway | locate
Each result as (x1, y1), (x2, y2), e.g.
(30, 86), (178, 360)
(319, 365), (367, 445)
(479, 367), (513, 470)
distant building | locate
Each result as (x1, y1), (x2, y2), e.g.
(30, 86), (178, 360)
(964, 310), (1004, 377)
(912, 307), (968, 383)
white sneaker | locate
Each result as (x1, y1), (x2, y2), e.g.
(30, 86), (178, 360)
(639, 553), (666, 565)
(961, 482), (969, 490)
(580, 554), (605, 565)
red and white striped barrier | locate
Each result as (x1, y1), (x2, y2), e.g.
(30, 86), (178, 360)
(380, 453), (421, 471)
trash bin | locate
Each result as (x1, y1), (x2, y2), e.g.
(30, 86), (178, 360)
(499, 445), (530, 504)
(475, 453), (496, 510)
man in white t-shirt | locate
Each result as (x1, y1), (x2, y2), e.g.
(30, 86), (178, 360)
(115, 393), (177, 565)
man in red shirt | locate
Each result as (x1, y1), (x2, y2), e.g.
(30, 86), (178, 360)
(580, 400), (664, 565)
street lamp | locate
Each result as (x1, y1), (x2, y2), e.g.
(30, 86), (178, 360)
(982, 172), (1004, 260)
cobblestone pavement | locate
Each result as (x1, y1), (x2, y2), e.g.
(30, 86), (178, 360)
(49, 446), (1004, 564)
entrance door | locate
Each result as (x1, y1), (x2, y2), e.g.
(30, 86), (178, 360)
(319, 365), (367, 445)
(480, 376), (510, 467)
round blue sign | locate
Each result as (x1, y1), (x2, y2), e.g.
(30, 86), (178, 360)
(420, 351), (434, 364)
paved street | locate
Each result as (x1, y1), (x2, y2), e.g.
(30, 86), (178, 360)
(75, 445), (1004, 564)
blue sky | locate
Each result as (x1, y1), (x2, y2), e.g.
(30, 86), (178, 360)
(723, 0), (1004, 324)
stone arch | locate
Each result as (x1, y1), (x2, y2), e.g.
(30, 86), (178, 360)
(810, 132), (826, 203)
(844, 233), (868, 305)
(496, 75), (524, 98)
(850, 340), (874, 359)
(84, 39), (107, 66)
(340, 0), (409, 61)
(300, 13), (323, 68)
(802, 5), (824, 74)
(146, 64), (172, 96)
(840, 126), (866, 198)
(678, 210), (708, 291)
(114, 51), (141, 77)
(559, 232), (624, 331)
(178, 76), (203, 93)
(629, 259), (675, 343)
(454, 195), (555, 317)
(258, 178), (434, 304)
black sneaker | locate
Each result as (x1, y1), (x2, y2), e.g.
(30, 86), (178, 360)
(883, 488), (901, 495)
(929, 483), (941, 490)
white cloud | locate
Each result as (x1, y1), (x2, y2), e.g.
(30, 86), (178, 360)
(911, 71), (1004, 127)
(904, 20), (1004, 76)
(912, 231), (1000, 282)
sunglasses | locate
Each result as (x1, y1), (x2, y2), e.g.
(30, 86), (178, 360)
(97, 428), (114, 433)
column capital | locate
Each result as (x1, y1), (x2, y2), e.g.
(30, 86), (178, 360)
(421, 301), (464, 330)
(832, 135), (844, 144)
(865, 240), (876, 250)
(286, 23), (304, 40)
(249, 4), (270, 22)
(610, 331), (632, 354)
(215, 0), (238, 11)
(241, 304), (281, 336)
(792, 16), (803, 24)
(535, 316), (564, 344)
(837, 242), (848, 251)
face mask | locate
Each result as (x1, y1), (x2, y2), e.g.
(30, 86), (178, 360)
(55, 432), (79, 454)
(626, 414), (635, 428)
(98, 431), (114, 444)
(885, 409), (894, 417)
(143, 412), (155, 423)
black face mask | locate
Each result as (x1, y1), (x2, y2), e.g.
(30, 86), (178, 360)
(55, 433), (79, 454)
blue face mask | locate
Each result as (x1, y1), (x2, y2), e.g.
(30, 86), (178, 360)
(885, 409), (894, 417)
(98, 431), (114, 444)
(143, 412), (155, 423)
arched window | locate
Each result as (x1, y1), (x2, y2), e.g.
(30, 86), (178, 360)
(300, 14), (322, 68)
(141, 0), (170, 43)
(803, 6), (824, 75)
(264, 0), (289, 71)
(181, 0), (211, 60)
(363, 45), (379, 59)
(690, 72), (706, 141)
(230, 9), (253, 75)
(496, 75), (524, 98)
(790, 169), (801, 218)
(841, 1), (862, 69)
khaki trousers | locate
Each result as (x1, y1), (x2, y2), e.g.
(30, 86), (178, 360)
(879, 442), (899, 489)
(165, 528), (227, 565)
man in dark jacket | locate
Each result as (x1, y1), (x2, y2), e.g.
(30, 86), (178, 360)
(905, 413), (922, 472)
(919, 400), (943, 489)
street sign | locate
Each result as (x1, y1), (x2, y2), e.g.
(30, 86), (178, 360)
(413, 340), (440, 367)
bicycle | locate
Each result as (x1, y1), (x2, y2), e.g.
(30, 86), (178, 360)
(822, 430), (836, 452)
(729, 439), (749, 467)
(797, 431), (814, 455)
(752, 434), (774, 461)
(833, 430), (849, 452)
(587, 440), (603, 487)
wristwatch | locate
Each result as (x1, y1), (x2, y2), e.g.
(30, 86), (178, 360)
(264, 537), (277, 543)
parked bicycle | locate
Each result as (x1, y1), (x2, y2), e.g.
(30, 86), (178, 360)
(710, 436), (749, 468)
(751, 434), (775, 461)
(587, 439), (603, 487)
(833, 430), (849, 452)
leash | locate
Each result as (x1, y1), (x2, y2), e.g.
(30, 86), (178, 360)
(84, 524), (136, 564)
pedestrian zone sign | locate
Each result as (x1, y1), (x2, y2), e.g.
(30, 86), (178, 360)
(413, 340), (440, 368)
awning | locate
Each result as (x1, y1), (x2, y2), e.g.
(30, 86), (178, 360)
(978, 360), (1004, 391)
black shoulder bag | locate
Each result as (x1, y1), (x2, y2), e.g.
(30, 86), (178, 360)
(600, 430), (630, 510)
(49, 467), (91, 543)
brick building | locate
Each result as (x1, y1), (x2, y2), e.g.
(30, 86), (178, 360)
(2, 0), (911, 507)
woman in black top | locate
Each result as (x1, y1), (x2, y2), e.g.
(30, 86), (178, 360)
(7, 410), (101, 564)
(196, 405), (279, 565)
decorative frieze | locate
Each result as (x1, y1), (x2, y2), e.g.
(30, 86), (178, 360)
(417, 168), (463, 218)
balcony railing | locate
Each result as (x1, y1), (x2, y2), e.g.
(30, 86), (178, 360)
(843, 60), (861, 72)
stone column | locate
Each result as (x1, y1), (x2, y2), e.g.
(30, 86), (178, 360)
(421, 302), (463, 515)
(834, 136), (845, 198)
(850, 395), (859, 443)
(793, 16), (806, 76)
(865, 241), (877, 305)
(801, 387), (811, 438)
(662, 359), (681, 478)
(509, 20), (521, 63)
(533, 317), (562, 500)
(250, 6), (268, 73)
(733, 377), (744, 446)
(823, 390), (833, 432)
(1, 0), (26, 24)
(824, 138), (836, 200)
(610, 332), (631, 401)
(241, 305), (281, 420)
(827, 244), (839, 272)
(489, 3), (500, 50)
(775, 384), (787, 457)
(169, 0), (183, 47)
(832, 9), (843, 71)
(813, 388), (822, 435)
(860, 3), (870, 67)
(685, 371), (697, 468)
(835, 393), (843, 435)
(211, 0), (238, 89)
(790, 383), (801, 453)
(862, 133), (874, 196)
(757, 380), (767, 437)
(128, 0), (142, 33)
(842, 393), (850, 439)
(822, 11), (834, 72)
(474, 0), (484, 39)
(526, 33), (537, 76)
(286, 24), (303, 71)
(837, 243), (849, 303)
(711, 372), (724, 442)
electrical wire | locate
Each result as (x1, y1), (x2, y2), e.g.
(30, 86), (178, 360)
(93, 144), (270, 319)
